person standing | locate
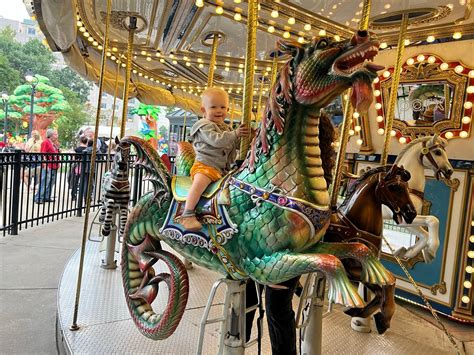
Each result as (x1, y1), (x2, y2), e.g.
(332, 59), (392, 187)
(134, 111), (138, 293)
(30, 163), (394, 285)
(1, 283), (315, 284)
(34, 129), (59, 203)
(70, 135), (88, 201)
(23, 130), (42, 190)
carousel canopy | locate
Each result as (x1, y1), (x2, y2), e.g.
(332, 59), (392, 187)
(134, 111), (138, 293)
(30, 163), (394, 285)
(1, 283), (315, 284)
(26, 0), (474, 116)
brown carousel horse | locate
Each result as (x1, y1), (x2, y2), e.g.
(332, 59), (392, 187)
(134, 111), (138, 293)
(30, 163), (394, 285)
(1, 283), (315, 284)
(324, 164), (417, 334)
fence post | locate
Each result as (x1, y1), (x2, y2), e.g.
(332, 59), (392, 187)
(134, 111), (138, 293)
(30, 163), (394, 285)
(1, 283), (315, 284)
(76, 152), (88, 217)
(10, 149), (22, 235)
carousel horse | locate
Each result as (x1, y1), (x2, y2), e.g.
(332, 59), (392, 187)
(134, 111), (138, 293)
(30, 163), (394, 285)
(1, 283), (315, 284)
(121, 31), (394, 340)
(382, 135), (453, 263)
(98, 137), (130, 237)
(324, 164), (416, 334)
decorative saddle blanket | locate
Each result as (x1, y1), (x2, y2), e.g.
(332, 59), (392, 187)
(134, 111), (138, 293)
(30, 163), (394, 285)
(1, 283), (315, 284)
(160, 175), (246, 279)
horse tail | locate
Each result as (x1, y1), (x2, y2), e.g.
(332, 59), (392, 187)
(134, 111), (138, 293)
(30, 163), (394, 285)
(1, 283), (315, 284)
(176, 142), (195, 176)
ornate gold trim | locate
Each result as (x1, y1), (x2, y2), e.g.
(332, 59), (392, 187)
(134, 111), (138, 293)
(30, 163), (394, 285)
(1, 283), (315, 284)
(370, 6), (452, 30)
(430, 281), (447, 295)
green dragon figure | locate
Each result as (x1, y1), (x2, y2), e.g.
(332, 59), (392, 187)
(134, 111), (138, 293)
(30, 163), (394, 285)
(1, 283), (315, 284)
(121, 31), (393, 340)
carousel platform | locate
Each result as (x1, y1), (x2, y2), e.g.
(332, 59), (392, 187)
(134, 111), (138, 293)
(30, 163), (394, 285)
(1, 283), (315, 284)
(55, 233), (466, 354)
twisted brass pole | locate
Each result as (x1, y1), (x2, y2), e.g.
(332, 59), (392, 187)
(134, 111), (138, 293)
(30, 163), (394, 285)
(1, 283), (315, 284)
(230, 97), (235, 127)
(106, 60), (120, 170)
(120, 17), (137, 138)
(381, 13), (408, 165)
(330, 0), (372, 207)
(207, 34), (219, 88)
(270, 52), (278, 86)
(238, 0), (258, 160)
(70, 0), (112, 331)
(182, 112), (187, 141)
(256, 71), (265, 122)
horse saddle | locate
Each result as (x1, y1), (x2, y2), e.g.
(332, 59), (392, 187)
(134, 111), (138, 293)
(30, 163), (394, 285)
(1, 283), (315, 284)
(159, 175), (237, 255)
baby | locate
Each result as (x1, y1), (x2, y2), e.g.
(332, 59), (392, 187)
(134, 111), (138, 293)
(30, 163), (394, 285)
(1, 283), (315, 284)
(179, 87), (249, 231)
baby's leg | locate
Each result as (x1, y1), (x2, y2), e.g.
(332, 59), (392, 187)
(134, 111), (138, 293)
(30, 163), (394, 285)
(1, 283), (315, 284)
(184, 173), (212, 211)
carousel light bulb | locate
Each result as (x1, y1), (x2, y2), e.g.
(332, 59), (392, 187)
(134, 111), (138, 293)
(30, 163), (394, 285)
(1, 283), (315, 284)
(334, 35), (341, 42)
(87, 37), (94, 42)
(283, 31), (291, 39)
(467, 86), (474, 94)
(399, 137), (407, 144)
(355, 125), (361, 132)
(469, 251), (474, 258)
(455, 65), (464, 73)
(353, 111), (360, 119)
(445, 131), (454, 139)
(304, 23), (311, 31)
(349, 129), (355, 136)
(238, 68), (243, 73)
(356, 138), (363, 145)
(186, 62), (191, 66)
(374, 90), (381, 97)
(373, 77), (379, 84)
(234, 12), (242, 21)
(377, 128), (384, 135)
(380, 42), (388, 49)
(417, 54), (425, 62)
(234, 0), (241, 3)
(288, 17), (295, 25)
(267, 25), (275, 33)
(160, 58), (165, 63)
(462, 116), (471, 124)
(172, 60), (178, 64)
(298, 37), (305, 44)
(404, 39), (410, 46)
(110, 55), (116, 60)
(169, 53), (175, 59)
(271, 9), (279, 18)
(427, 35), (435, 43)
(461, 296), (471, 304)
(375, 103), (382, 110)
(460, 131), (469, 138)
(138, 72), (143, 76)
(406, 58), (415, 65)
(216, 6), (224, 14)
(464, 281), (472, 288)
(469, 70), (474, 78)
(76, 21), (83, 27)
(383, 70), (391, 78)
(195, 0), (204, 7)
(376, 115), (384, 123)
(98, 45), (103, 50)
(79, 26), (86, 32)
(440, 63), (449, 70)
(453, 32), (462, 40)
(464, 101), (473, 109)
(83, 32), (90, 37)
(466, 266), (473, 273)
(318, 29), (326, 36)
(92, 41), (98, 46)
(132, 69), (137, 74)
(428, 56), (436, 64)
(146, 56), (151, 61)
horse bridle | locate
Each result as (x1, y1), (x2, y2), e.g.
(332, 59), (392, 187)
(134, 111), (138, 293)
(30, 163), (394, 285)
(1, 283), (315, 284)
(375, 173), (408, 216)
(419, 141), (444, 180)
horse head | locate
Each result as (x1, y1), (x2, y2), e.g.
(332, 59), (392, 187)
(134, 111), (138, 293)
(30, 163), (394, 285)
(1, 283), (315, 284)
(115, 137), (130, 172)
(375, 165), (417, 224)
(421, 134), (453, 180)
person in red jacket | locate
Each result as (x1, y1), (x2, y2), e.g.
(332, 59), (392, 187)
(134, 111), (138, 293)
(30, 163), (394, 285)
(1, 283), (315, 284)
(34, 128), (59, 203)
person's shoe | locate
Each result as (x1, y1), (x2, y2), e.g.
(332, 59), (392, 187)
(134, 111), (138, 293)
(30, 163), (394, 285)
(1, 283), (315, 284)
(35, 200), (43, 204)
(44, 199), (55, 202)
(179, 215), (202, 231)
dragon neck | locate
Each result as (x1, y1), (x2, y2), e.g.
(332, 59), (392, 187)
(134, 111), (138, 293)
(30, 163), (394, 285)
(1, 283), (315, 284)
(238, 101), (329, 206)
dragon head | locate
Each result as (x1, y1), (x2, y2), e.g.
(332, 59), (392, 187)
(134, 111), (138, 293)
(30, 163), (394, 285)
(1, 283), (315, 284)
(279, 30), (383, 112)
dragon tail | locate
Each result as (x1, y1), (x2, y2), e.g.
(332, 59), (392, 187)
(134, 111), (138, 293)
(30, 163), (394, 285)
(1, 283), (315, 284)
(176, 141), (195, 176)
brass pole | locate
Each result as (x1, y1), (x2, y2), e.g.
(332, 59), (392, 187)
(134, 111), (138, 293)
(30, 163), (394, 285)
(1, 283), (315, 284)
(256, 71), (265, 121)
(381, 13), (409, 165)
(107, 60), (121, 170)
(207, 34), (219, 88)
(182, 112), (187, 141)
(120, 17), (137, 138)
(230, 97), (235, 127)
(238, 0), (258, 160)
(330, 0), (372, 207)
(70, 0), (112, 331)
(270, 52), (278, 86)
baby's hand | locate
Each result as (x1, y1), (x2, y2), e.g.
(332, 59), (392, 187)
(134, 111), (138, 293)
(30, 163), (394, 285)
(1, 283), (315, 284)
(236, 124), (250, 138)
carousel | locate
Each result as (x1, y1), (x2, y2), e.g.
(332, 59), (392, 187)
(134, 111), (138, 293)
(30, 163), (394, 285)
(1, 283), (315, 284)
(26, 0), (473, 354)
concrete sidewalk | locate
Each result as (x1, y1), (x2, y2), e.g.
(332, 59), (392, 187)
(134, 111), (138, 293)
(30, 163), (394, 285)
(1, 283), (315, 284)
(0, 217), (85, 354)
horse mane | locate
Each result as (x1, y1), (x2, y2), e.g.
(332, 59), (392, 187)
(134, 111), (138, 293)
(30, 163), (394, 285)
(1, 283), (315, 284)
(394, 135), (447, 164)
(339, 165), (391, 209)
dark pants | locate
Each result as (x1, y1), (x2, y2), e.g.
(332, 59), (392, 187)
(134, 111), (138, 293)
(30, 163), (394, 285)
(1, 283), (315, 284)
(246, 277), (300, 355)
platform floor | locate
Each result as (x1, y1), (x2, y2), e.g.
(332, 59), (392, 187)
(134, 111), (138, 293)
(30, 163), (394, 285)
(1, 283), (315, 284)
(56, 235), (467, 355)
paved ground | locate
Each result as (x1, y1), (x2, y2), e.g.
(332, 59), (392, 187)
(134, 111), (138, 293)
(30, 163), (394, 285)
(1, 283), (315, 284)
(1, 217), (473, 354)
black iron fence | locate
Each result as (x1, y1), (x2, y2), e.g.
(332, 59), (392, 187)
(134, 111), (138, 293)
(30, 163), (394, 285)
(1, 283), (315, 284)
(0, 150), (171, 236)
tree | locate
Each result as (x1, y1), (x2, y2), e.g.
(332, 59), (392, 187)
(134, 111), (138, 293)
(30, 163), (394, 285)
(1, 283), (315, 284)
(50, 67), (91, 104)
(130, 104), (161, 149)
(8, 75), (70, 138)
(55, 88), (88, 149)
(0, 55), (21, 93)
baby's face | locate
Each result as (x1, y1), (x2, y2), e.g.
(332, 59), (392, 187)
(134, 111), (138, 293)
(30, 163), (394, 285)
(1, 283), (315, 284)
(201, 92), (229, 123)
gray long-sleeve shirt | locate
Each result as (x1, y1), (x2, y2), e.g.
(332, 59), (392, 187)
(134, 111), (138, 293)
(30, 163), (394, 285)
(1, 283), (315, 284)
(189, 119), (238, 174)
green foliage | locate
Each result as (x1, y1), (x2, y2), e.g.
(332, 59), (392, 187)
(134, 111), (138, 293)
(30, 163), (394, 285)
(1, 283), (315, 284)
(130, 103), (161, 119)
(50, 67), (91, 104)
(55, 90), (88, 149)
(0, 55), (21, 93)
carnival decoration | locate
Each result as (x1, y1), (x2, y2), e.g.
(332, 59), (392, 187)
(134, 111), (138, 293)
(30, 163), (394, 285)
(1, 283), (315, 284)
(120, 31), (395, 340)
(131, 103), (162, 150)
(7, 75), (70, 138)
(325, 164), (416, 334)
(382, 135), (454, 263)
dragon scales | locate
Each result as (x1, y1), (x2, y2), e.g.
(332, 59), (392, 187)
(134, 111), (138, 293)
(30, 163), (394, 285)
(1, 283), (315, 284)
(121, 31), (394, 340)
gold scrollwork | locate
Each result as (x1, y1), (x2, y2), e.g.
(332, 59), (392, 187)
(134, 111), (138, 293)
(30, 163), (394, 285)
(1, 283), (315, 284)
(430, 281), (447, 295)
(441, 177), (460, 192)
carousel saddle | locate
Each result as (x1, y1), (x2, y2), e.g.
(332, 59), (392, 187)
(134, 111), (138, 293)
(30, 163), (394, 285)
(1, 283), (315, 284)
(171, 176), (226, 201)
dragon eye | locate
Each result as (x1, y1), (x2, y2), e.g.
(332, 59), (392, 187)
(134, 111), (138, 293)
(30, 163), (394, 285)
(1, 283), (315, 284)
(318, 40), (328, 48)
